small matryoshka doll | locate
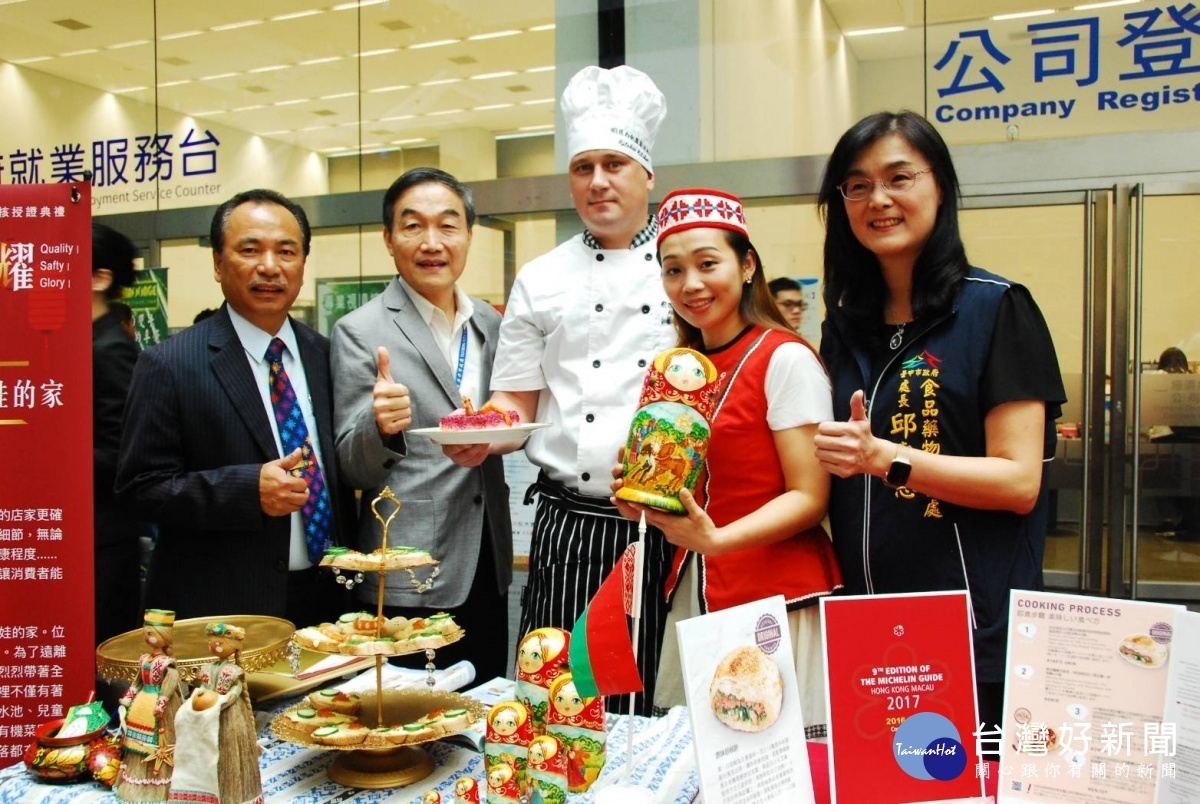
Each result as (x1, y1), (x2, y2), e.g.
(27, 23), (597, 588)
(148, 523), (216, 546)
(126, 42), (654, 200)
(453, 775), (481, 804)
(514, 627), (570, 736)
(546, 672), (607, 793)
(422, 791), (442, 804)
(485, 760), (521, 804)
(615, 347), (720, 513)
(485, 701), (533, 792)
(527, 734), (568, 804)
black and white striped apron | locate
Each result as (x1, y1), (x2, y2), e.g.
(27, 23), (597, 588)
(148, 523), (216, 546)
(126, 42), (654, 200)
(519, 472), (672, 716)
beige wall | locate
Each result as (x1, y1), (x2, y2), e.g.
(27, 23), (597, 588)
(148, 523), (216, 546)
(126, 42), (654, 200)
(960, 204), (1085, 378)
(328, 146), (441, 195)
(708, 0), (855, 159)
(1144, 196), (1200, 361)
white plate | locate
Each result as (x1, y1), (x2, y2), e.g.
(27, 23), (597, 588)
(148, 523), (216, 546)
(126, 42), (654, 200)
(409, 422), (550, 445)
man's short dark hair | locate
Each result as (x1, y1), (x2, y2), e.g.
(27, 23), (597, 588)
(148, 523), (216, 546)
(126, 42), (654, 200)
(92, 223), (137, 299)
(210, 189), (312, 256)
(768, 277), (801, 297)
(382, 167), (476, 230)
(110, 300), (134, 325)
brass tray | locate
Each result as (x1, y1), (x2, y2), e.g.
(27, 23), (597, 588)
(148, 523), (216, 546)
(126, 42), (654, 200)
(269, 688), (486, 751)
(96, 614), (294, 686)
(248, 650), (375, 704)
(270, 689), (486, 788)
(298, 625), (465, 658)
(321, 552), (438, 572)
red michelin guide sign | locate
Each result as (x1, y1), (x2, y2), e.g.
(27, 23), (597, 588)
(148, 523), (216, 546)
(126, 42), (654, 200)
(822, 591), (985, 803)
(0, 183), (95, 767)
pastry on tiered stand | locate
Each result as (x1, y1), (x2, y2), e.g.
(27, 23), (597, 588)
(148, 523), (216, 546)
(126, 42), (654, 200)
(271, 486), (482, 790)
(319, 544), (438, 590)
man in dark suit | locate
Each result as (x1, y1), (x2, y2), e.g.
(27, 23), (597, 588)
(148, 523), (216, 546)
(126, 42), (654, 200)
(332, 168), (512, 681)
(116, 189), (352, 625)
(92, 223), (151, 644)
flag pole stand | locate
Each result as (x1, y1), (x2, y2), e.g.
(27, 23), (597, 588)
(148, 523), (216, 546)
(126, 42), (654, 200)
(594, 512), (653, 804)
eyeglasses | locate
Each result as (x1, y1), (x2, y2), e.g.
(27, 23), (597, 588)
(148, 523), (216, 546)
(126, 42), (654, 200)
(838, 169), (933, 202)
(776, 300), (806, 311)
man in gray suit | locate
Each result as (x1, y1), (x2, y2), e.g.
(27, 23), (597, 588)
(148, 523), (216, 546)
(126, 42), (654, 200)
(332, 168), (512, 681)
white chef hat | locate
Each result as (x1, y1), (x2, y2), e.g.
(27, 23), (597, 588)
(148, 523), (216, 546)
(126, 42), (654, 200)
(561, 65), (667, 173)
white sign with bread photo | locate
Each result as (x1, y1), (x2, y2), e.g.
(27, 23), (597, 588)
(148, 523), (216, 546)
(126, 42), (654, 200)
(676, 595), (815, 804)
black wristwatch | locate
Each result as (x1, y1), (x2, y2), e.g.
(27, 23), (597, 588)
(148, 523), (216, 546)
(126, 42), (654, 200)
(883, 443), (912, 489)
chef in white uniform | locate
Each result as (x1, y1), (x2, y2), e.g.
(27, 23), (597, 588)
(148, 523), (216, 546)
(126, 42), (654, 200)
(446, 65), (675, 715)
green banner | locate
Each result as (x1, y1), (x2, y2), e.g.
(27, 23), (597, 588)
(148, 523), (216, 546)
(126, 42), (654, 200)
(122, 267), (169, 348)
(316, 276), (392, 336)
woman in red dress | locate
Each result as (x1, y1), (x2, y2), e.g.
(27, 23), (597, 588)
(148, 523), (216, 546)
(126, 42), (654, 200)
(613, 189), (842, 738)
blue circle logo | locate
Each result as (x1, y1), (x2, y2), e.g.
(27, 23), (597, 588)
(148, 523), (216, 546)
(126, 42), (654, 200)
(893, 712), (968, 781)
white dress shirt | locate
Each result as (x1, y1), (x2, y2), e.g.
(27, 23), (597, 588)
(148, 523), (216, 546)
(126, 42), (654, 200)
(491, 234), (677, 497)
(227, 306), (326, 570)
(396, 277), (485, 405)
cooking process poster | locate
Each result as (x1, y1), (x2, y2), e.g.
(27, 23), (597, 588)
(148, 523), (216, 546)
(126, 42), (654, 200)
(1000, 591), (1183, 803)
(676, 595), (815, 804)
(822, 591), (984, 804)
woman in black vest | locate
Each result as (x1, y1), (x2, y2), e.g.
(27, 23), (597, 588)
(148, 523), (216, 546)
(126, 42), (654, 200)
(812, 111), (1066, 741)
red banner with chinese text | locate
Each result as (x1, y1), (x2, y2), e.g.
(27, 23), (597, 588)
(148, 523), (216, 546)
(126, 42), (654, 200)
(0, 183), (94, 767)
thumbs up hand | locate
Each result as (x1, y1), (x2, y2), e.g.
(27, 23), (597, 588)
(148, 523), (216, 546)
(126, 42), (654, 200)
(814, 390), (885, 479)
(373, 346), (412, 436)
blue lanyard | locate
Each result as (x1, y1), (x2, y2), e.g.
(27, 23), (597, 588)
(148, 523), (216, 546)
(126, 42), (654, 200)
(454, 327), (469, 388)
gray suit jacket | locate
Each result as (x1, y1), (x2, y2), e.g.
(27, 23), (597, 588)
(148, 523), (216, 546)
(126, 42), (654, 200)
(331, 278), (512, 608)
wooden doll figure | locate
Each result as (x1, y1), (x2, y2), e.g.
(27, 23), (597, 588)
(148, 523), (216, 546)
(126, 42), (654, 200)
(453, 775), (482, 804)
(615, 347), (720, 513)
(169, 622), (262, 803)
(485, 760), (521, 804)
(485, 701), (533, 794)
(514, 627), (570, 736)
(422, 791), (442, 804)
(117, 609), (183, 802)
(527, 734), (568, 804)
(546, 673), (607, 793)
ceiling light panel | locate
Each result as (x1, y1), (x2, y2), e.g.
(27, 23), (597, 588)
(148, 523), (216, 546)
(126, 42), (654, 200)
(8, 0), (559, 158)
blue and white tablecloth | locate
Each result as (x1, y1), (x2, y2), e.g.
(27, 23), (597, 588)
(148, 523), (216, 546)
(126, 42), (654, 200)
(0, 701), (699, 803)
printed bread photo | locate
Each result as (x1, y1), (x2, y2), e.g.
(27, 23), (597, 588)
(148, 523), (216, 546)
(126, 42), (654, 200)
(708, 646), (784, 732)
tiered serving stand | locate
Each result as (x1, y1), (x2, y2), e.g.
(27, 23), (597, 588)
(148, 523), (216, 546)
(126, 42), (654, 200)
(96, 615), (293, 686)
(269, 486), (486, 789)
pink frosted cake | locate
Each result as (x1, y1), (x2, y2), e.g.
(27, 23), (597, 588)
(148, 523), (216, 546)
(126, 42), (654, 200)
(440, 397), (521, 431)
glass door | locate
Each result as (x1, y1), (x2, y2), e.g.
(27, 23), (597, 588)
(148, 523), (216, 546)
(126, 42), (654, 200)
(1125, 185), (1200, 602)
(958, 191), (1109, 592)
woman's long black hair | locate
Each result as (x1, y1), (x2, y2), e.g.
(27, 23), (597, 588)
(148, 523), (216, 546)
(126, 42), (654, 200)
(817, 111), (969, 347)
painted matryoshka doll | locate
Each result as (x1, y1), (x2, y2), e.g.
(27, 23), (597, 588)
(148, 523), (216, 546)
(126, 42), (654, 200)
(514, 627), (570, 736)
(526, 734), (568, 804)
(484, 701), (533, 793)
(546, 672), (606, 793)
(615, 347), (720, 513)
(485, 760), (521, 804)
(453, 775), (481, 804)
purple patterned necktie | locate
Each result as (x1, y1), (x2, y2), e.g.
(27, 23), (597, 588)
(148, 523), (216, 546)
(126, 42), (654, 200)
(265, 338), (332, 562)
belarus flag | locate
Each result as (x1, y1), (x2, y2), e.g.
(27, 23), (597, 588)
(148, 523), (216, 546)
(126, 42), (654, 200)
(569, 542), (645, 698)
